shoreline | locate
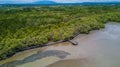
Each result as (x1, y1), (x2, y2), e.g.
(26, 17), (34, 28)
(0, 25), (103, 65)
(0, 22), (119, 61)
(1, 22), (120, 67)
(0, 22), (113, 61)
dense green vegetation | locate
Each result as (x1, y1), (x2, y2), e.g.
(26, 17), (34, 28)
(0, 5), (120, 60)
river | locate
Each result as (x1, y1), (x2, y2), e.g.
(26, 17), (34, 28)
(0, 22), (120, 67)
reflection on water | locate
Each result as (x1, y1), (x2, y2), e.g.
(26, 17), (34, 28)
(1, 22), (120, 67)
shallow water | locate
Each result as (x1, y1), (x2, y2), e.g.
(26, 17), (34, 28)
(0, 22), (120, 67)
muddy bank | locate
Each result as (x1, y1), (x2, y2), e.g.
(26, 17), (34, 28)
(1, 50), (70, 67)
(47, 58), (98, 67)
(0, 42), (84, 67)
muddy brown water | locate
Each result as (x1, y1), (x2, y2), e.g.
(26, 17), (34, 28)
(0, 22), (120, 67)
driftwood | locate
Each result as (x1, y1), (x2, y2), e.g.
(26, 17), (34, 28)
(69, 40), (78, 45)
